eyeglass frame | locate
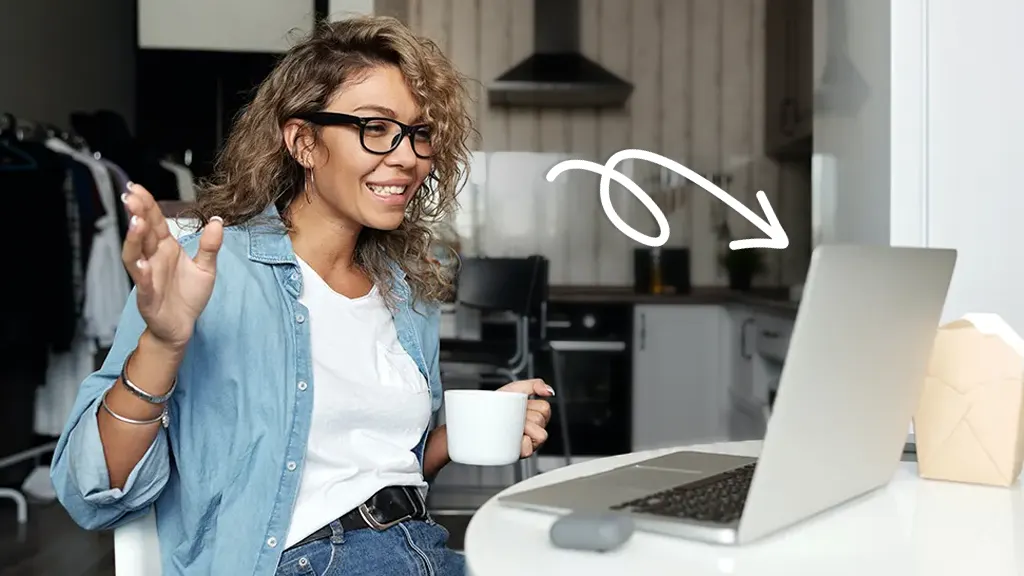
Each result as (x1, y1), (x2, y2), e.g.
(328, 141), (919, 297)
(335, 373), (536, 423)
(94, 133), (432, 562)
(291, 111), (434, 159)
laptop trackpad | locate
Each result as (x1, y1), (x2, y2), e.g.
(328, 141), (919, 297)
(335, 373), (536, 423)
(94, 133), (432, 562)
(503, 464), (707, 511)
(588, 466), (704, 502)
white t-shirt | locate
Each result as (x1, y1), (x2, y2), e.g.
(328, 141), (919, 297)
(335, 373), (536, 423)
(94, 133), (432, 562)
(284, 256), (433, 548)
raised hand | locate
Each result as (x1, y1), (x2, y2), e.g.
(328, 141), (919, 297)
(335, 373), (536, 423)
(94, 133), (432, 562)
(120, 183), (224, 350)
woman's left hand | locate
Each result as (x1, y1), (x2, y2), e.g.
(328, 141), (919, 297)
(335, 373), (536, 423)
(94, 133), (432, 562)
(497, 379), (555, 458)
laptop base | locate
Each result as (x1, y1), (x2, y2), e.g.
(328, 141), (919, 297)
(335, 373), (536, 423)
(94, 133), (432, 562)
(498, 450), (756, 545)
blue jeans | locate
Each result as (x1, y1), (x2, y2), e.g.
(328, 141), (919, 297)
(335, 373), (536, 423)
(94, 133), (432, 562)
(275, 518), (466, 576)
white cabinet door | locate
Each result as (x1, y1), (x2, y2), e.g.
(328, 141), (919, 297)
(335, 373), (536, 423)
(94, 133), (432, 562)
(724, 307), (757, 400)
(632, 305), (724, 451)
(722, 307), (763, 441)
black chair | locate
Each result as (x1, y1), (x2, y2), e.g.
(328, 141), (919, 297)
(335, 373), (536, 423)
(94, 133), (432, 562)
(440, 256), (547, 383)
(438, 256), (568, 484)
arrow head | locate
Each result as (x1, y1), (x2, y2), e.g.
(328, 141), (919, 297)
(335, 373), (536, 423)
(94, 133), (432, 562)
(728, 191), (790, 250)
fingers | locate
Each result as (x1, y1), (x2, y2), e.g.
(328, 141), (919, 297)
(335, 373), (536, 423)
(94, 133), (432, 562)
(193, 217), (224, 274)
(497, 378), (555, 397)
(526, 399), (552, 427)
(119, 182), (160, 256)
(131, 182), (173, 240)
(523, 421), (549, 454)
(133, 259), (154, 301)
(122, 210), (151, 287)
(520, 398), (553, 458)
(521, 435), (533, 458)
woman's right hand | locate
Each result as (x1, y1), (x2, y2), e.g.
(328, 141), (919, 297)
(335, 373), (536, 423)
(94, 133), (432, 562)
(121, 183), (224, 350)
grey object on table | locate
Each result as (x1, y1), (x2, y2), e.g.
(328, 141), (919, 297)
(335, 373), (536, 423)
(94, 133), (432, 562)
(549, 511), (635, 553)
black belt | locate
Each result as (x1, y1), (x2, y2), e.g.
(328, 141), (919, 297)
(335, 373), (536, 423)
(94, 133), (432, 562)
(287, 486), (428, 551)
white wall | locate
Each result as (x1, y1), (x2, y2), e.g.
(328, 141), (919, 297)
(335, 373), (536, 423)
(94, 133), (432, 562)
(815, 0), (1024, 332)
(0, 0), (135, 128)
(329, 0), (374, 20)
(138, 0), (315, 52)
(921, 0), (1024, 330)
(137, 0), (381, 52)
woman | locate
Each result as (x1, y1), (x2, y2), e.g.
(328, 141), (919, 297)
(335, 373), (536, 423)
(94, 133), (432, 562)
(50, 16), (554, 576)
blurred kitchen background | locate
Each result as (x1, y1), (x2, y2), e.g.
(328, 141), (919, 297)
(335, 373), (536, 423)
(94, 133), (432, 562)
(2, 0), (855, 572)
(144, 0), (819, 521)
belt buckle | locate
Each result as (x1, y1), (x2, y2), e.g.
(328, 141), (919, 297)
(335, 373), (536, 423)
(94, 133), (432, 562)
(357, 491), (414, 531)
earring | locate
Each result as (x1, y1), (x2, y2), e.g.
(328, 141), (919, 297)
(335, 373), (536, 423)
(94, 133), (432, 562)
(305, 168), (315, 204)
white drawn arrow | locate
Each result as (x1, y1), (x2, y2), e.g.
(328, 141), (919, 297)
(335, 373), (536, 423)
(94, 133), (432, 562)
(545, 148), (789, 250)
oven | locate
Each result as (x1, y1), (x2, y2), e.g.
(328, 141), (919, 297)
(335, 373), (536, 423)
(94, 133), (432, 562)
(533, 302), (633, 460)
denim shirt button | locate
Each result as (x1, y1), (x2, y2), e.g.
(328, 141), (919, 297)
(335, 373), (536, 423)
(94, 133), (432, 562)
(286, 461), (297, 471)
(295, 313), (306, 323)
(297, 380), (308, 391)
(266, 537), (278, 548)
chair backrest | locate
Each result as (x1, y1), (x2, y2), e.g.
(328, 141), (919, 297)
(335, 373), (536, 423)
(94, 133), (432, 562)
(455, 256), (547, 317)
(114, 509), (163, 575)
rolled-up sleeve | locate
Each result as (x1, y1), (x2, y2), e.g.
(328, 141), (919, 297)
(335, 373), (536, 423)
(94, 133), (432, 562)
(49, 288), (171, 531)
(65, 393), (170, 505)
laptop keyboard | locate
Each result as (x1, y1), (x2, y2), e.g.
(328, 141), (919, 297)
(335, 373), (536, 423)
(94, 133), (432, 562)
(609, 463), (757, 524)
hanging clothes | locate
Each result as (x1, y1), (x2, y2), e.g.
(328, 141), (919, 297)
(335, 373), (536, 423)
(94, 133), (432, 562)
(46, 138), (131, 348)
(0, 134), (75, 487)
(160, 158), (197, 201)
(1, 138), (77, 356)
(103, 158), (133, 241)
(34, 333), (97, 438)
(72, 110), (181, 202)
(34, 140), (98, 438)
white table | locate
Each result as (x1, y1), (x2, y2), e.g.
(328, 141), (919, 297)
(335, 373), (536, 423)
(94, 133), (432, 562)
(464, 441), (1024, 576)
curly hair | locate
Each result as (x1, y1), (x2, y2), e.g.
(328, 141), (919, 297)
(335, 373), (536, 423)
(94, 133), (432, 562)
(184, 15), (473, 307)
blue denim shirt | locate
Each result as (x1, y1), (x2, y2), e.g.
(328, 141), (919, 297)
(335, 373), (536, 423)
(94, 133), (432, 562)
(49, 208), (444, 576)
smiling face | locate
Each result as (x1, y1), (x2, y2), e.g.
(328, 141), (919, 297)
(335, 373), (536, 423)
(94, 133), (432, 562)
(289, 64), (434, 231)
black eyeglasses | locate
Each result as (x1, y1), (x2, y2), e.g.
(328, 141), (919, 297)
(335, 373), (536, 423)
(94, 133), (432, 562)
(292, 111), (433, 159)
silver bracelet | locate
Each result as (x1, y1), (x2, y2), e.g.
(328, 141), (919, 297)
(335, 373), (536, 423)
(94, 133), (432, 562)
(101, 387), (169, 428)
(120, 348), (177, 404)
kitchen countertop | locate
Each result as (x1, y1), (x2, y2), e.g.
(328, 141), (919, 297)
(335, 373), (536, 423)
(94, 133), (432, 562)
(547, 285), (800, 317)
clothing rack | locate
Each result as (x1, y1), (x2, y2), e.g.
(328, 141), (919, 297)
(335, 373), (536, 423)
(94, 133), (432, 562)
(1, 112), (70, 525)
(0, 442), (58, 524)
(2, 109), (197, 527)
(0, 112), (87, 147)
(1, 110), (115, 526)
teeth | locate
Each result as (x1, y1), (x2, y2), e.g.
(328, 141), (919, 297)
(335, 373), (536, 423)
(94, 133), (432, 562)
(367, 184), (406, 196)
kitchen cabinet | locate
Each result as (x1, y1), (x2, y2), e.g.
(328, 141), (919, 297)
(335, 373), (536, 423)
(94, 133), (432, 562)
(765, 0), (814, 159)
(632, 305), (725, 450)
(724, 308), (757, 401)
(719, 308), (797, 441)
(751, 312), (793, 412)
(631, 304), (797, 450)
(722, 307), (763, 440)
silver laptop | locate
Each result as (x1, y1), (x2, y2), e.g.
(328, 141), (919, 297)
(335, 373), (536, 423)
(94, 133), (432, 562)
(499, 245), (957, 545)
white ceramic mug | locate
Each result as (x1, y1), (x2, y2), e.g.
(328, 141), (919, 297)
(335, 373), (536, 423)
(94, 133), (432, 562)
(444, 390), (528, 466)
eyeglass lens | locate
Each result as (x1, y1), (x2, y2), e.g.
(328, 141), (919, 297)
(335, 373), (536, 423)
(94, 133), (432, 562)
(362, 119), (432, 158)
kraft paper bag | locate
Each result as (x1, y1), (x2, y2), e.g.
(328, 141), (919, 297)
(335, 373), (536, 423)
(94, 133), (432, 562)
(914, 313), (1024, 487)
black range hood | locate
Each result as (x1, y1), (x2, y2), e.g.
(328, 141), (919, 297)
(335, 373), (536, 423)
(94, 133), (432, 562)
(487, 0), (634, 109)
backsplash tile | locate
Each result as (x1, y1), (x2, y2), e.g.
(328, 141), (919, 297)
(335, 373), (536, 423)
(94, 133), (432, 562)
(454, 152), (670, 286)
